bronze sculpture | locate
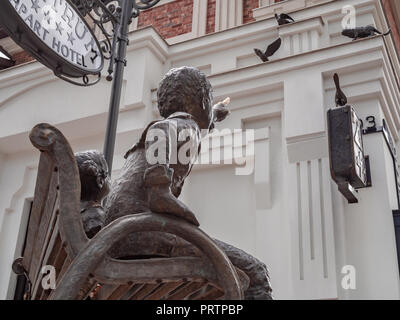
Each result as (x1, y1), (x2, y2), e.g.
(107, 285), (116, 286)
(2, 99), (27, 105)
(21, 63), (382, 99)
(103, 67), (273, 299)
(75, 150), (110, 238)
(21, 122), (247, 300)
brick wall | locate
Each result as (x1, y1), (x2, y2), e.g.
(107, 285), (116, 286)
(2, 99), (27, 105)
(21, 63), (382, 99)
(206, 0), (216, 34)
(382, 0), (400, 58)
(12, 50), (34, 65)
(381, 0), (400, 85)
(243, 0), (259, 24)
(137, 0), (193, 39)
(243, 0), (285, 24)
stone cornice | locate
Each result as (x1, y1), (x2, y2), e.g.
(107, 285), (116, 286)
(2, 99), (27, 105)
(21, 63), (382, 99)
(127, 26), (169, 63)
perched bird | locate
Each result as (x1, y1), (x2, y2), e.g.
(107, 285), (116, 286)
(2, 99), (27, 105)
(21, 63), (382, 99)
(342, 26), (391, 40)
(275, 13), (295, 25)
(333, 73), (347, 107)
(254, 38), (282, 62)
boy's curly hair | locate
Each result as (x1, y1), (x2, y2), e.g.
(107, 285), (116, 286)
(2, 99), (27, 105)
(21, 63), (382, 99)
(157, 67), (213, 126)
(75, 150), (109, 202)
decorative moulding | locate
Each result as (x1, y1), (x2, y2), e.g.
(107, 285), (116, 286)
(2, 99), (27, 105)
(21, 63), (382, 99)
(4, 164), (37, 215)
(278, 16), (325, 37)
(253, 0), (334, 21)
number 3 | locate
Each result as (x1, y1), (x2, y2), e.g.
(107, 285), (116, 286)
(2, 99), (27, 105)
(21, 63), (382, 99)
(366, 116), (376, 129)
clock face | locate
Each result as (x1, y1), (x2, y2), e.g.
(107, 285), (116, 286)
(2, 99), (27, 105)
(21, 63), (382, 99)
(351, 109), (367, 186)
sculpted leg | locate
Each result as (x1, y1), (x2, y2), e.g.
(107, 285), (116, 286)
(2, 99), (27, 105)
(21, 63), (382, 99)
(213, 239), (273, 300)
(169, 236), (273, 299)
(144, 164), (200, 226)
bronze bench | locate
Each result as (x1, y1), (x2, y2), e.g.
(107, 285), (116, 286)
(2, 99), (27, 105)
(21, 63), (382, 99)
(12, 123), (249, 300)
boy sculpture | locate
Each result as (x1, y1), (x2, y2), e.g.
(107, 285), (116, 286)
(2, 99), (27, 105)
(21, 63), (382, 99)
(104, 67), (272, 299)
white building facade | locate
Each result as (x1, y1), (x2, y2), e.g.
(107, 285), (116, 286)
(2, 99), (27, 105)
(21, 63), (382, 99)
(0, 0), (400, 299)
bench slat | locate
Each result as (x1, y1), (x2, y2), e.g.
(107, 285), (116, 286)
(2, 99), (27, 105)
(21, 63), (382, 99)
(166, 281), (207, 300)
(29, 172), (59, 287)
(129, 283), (160, 300)
(144, 281), (182, 300)
(108, 284), (133, 300)
(23, 153), (54, 274)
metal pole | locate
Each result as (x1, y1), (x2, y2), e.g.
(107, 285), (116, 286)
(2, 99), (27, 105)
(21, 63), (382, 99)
(103, 0), (134, 172)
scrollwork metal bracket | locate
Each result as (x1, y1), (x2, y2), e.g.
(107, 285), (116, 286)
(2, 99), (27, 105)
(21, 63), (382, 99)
(69, 0), (161, 82)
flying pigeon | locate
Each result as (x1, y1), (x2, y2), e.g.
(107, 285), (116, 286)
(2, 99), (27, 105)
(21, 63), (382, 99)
(275, 13), (295, 25)
(333, 73), (347, 107)
(254, 38), (282, 62)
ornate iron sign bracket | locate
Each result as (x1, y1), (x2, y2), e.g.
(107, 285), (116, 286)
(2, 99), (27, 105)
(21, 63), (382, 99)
(363, 118), (400, 209)
(70, 0), (161, 82)
(69, 0), (162, 170)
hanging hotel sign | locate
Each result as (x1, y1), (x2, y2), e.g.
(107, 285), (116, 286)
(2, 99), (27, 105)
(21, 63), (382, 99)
(327, 106), (371, 204)
(0, 0), (104, 83)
